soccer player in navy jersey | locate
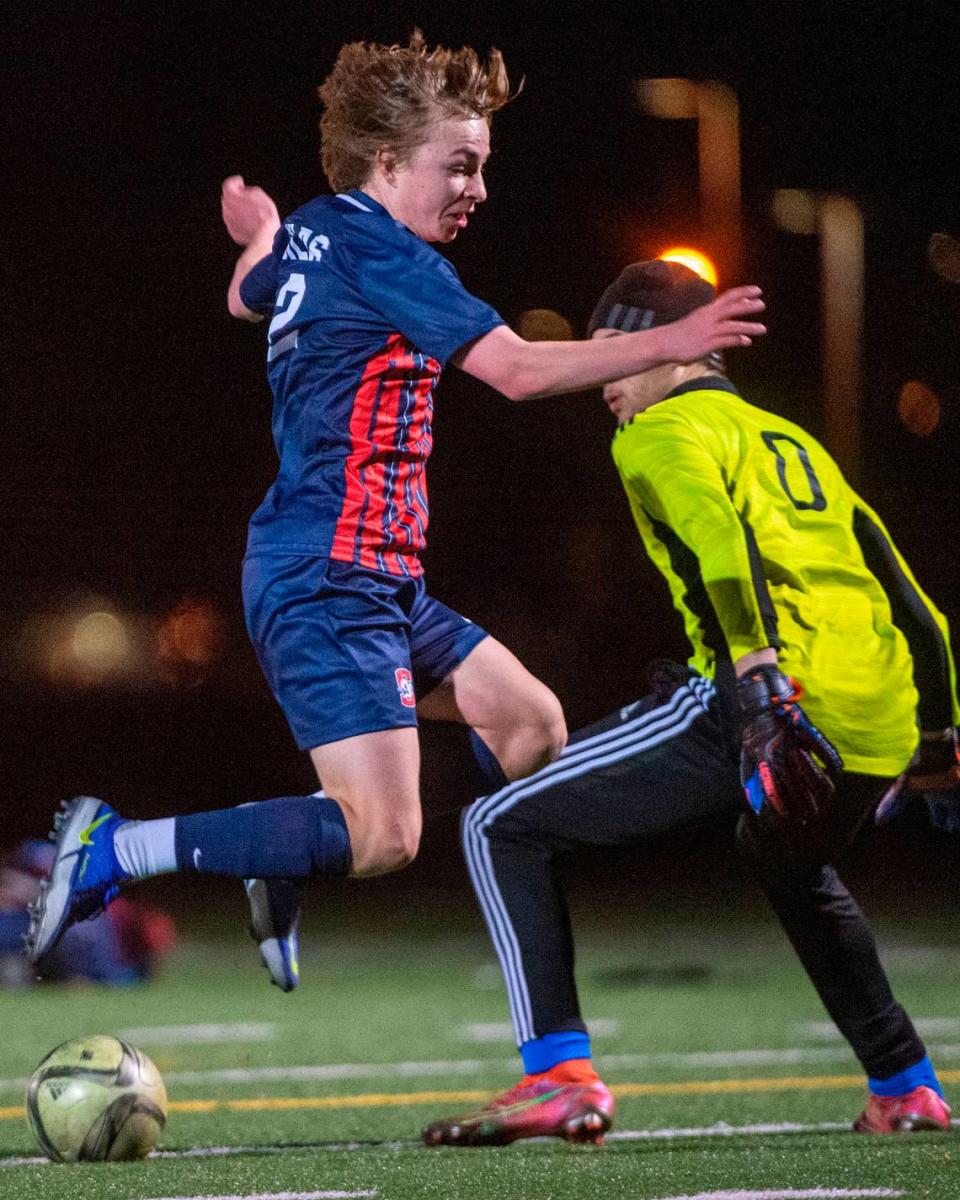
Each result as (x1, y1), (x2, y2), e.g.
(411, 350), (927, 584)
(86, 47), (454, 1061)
(422, 260), (960, 1147)
(24, 37), (765, 990)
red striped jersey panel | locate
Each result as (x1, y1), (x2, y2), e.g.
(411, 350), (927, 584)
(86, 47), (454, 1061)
(330, 334), (438, 577)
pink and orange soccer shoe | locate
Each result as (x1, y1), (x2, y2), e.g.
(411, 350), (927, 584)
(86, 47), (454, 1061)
(854, 1085), (951, 1133)
(422, 1071), (614, 1147)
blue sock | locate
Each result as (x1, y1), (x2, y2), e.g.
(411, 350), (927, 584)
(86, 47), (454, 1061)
(470, 731), (509, 794)
(175, 795), (351, 878)
(520, 1030), (592, 1074)
(869, 1054), (943, 1099)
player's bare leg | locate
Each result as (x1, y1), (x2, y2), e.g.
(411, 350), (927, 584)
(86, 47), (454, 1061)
(247, 641), (560, 991)
(310, 727), (422, 877)
(417, 636), (567, 781)
(247, 728), (422, 989)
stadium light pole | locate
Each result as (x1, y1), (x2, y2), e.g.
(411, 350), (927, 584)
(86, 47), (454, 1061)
(772, 190), (865, 486)
(819, 196), (864, 486)
(636, 78), (743, 281)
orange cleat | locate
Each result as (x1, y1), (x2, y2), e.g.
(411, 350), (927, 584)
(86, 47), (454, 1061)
(854, 1085), (951, 1133)
(422, 1075), (614, 1147)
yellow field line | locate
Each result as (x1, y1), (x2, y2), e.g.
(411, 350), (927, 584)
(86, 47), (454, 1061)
(5, 1068), (960, 1122)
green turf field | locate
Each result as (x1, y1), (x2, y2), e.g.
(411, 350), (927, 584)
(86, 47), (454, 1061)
(2, 898), (959, 1200)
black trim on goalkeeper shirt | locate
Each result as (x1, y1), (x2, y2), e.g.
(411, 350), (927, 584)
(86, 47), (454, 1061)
(853, 507), (955, 731)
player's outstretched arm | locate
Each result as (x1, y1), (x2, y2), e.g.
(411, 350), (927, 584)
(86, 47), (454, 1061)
(454, 286), (764, 401)
(222, 176), (281, 322)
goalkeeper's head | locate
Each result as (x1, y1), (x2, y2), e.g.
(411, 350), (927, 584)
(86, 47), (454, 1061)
(588, 259), (728, 426)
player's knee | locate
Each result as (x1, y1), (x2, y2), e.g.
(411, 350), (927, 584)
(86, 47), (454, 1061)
(349, 810), (422, 878)
(518, 690), (567, 775)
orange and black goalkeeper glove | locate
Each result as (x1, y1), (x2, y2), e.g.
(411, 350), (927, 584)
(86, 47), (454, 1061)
(738, 665), (844, 825)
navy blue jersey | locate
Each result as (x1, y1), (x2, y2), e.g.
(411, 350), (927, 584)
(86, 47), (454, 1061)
(239, 189), (504, 576)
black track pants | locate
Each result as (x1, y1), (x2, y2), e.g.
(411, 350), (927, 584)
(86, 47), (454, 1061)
(461, 672), (925, 1079)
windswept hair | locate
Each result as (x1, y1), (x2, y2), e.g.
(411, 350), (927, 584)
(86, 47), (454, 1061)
(318, 30), (513, 192)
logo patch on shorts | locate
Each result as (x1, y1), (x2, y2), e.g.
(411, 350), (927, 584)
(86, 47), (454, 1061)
(395, 667), (416, 707)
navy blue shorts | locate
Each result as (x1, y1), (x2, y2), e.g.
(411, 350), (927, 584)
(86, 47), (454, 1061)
(242, 555), (489, 750)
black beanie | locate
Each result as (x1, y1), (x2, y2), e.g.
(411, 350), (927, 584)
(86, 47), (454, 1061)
(587, 259), (716, 337)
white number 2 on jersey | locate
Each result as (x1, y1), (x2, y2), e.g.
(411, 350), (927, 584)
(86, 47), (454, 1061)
(268, 272), (306, 346)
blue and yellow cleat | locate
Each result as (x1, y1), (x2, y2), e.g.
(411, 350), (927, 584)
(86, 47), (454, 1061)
(244, 878), (302, 992)
(24, 797), (130, 964)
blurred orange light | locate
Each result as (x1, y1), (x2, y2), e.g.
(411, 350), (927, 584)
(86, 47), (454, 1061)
(157, 596), (224, 687)
(897, 380), (941, 438)
(635, 78), (698, 119)
(517, 309), (573, 341)
(657, 247), (718, 286)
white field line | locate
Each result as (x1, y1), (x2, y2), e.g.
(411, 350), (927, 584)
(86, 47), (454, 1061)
(802, 1017), (960, 1041)
(456, 1018), (619, 1041)
(655, 1191), (903, 1199)
(117, 1023), (277, 1044)
(2, 1118), (956, 1169)
(144, 1193), (375, 1200)
(7, 1041), (960, 1096)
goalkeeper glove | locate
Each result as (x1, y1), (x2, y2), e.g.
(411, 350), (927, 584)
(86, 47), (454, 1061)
(738, 665), (844, 825)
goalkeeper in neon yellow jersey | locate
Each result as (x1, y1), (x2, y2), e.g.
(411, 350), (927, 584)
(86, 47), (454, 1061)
(425, 260), (959, 1148)
(597, 263), (959, 809)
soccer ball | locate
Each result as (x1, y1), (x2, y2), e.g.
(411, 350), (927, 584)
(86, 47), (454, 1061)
(26, 1035), (167, 1163)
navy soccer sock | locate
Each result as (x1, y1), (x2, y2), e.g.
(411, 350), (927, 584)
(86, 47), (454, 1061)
(174, 795), (352, 878)
(470, 730), (509, 794)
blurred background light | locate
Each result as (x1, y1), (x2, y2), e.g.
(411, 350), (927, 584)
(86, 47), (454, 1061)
(157, 595), (225, 688)
(37, 607), (137, 687)
(635, 77), (698, 119)
(517, 309), (573, 341)
(656, 247), (718, 286)
(927, 232), (960, 283)
(69, 611), (130, 674)
(771, 188), (819, 235)
(637, 78), (742, 279)
(818, 195), (865, 485)
(897, 379), (941, 437)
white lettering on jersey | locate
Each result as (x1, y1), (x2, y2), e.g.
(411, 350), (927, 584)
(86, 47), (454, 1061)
(282, 224), (331, 262)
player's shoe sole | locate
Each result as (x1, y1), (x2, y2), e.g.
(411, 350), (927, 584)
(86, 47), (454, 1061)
(854, 1085), (951, 1133)
(422, 1078), (614, 1147)
(25, 796), (125, 964)
(244, 878), (302, 992)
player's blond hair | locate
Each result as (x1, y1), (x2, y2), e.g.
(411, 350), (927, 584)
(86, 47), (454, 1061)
(318, 31), (513, 192)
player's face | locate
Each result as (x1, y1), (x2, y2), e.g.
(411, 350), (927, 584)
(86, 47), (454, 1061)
(389, 116), (490, 243)
(592, 329), (677, 423)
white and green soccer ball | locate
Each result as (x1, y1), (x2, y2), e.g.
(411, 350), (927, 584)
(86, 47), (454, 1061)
(26, 1035), (167, 1163)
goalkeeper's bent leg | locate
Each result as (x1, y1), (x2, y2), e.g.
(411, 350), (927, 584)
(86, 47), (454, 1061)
(735, 803), (927, 1081)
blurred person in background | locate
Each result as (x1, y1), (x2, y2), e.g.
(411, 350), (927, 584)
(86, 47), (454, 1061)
(422, 260), (960, 1147)
(1, 841), (175, 988)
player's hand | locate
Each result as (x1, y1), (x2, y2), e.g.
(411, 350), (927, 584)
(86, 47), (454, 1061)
(875, 727), (960, 828)
(667, 286), (766, 362)
(221, 176), (280, 246)
(738, 665), (843, 835)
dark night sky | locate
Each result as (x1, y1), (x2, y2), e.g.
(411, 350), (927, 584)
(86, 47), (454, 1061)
(3, 1), (960, 844)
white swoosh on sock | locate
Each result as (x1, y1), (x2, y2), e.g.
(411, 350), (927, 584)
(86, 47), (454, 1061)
(193, 848), (202, 869)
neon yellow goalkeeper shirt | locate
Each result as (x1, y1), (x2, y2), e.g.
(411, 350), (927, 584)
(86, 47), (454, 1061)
(611, 378), (960, 777)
